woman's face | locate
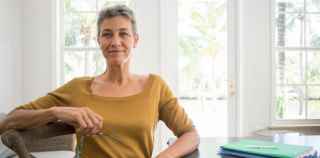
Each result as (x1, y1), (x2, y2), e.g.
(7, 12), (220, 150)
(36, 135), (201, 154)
(97, 16), (138, 66)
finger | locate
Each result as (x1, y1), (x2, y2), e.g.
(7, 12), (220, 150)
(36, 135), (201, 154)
(86, 108), (104, 132)
(94, 112), (104, 122)
(87, 114), (102, 135)
(75, 115), (87, 135)
(82, 113), (95, 135)
(74, 110), (90, 135)
(91, 126), (100, 135)
(98, 119), (104, 133)
(89, 119), (101, 135)
(75, 113), (87, 128)
(95, 113), (104, 131)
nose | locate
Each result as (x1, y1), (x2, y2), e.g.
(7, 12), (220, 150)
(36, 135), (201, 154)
(110, 36), (121, 47)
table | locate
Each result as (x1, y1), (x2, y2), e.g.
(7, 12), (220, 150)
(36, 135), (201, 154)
(184, 134), (320, 158)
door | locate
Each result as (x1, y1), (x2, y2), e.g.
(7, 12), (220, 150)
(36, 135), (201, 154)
(160, 0), (238, 138)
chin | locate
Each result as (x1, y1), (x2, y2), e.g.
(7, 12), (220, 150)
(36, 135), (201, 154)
(108, 59), (127, 66)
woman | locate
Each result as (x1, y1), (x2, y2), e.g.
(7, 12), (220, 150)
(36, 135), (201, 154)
(0, 5), (199, 158)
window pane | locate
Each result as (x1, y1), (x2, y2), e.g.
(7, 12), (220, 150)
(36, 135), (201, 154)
(306, 0), (320, 12)
(307, 86), (320, 119)
(70, 0), (96, 12)
(306, 14), (320, 47)
(275, 13), (305, 47)
(307, 51), (320, 83)
(276, 51), (305, 84)
(178, 0), (227, 137)
(64, 51), (86, 82)
(64, 13), (97, 48)
(275, 0), (304, 13)
(276, 86), (305, 119)
(87, 51), (106, 75)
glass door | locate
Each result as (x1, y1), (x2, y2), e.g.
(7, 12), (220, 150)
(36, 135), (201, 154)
(177, 0), (237, 137)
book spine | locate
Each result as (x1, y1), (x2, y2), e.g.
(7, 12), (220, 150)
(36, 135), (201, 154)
(299, 149), (318, 158)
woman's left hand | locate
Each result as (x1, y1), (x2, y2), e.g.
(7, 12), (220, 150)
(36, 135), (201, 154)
(156, 152), (174, 158)
(155, 128), (199, 158)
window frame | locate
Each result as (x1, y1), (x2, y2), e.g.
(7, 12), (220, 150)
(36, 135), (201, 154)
(52, 0), (62, 88)
(271, 0), (320, 126)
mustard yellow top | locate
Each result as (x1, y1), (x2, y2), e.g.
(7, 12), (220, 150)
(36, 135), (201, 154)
(16, 74), (194, 158)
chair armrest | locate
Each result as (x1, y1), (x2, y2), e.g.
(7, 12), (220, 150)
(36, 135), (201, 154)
(22, 122), (75, 139)
(1, 122), (75, 158)
(1, 129), (33, 158)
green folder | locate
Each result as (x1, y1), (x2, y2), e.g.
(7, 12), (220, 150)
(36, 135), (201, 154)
(221, 139), (313, 158)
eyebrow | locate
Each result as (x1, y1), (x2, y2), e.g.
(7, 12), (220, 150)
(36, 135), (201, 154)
(102, 28), (130, 32)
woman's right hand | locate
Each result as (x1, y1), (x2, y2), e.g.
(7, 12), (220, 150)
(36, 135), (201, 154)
(50, 106), (104, 136)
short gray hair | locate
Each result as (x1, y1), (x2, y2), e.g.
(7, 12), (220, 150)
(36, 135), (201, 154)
(97, 5), (137, 36)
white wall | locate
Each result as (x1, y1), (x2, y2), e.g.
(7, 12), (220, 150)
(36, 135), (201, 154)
(0, 0), (56, 112)
(132, 0), (160, 74)
(238, 0), (272, 136)
(0, 0), (22, 113)
(21, 0), (57, 102)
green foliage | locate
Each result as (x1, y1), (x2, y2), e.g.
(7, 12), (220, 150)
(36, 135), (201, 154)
(276, 96), (285, 119)
(64, 62), (73, 78)
(178, 0), (226, 89)
(307, 52), (320, 83)
(64, 0), (79, 47)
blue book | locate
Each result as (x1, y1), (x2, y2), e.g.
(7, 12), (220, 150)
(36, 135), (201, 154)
(219, 148), (274, 158)
(218, 139), (319, 158)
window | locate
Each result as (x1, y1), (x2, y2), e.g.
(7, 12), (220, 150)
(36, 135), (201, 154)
(177, 0), (229, 136)
(274, 0), (320, 121)
(62, 0), (131, 83)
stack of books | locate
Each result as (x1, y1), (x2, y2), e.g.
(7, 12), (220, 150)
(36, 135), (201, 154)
(219, 139), (319, 158)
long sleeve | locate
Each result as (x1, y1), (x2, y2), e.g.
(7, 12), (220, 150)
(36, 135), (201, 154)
(15, 79), (75, 110)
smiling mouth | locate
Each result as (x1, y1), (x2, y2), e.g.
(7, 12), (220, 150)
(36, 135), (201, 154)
(108, 50), (123, 54)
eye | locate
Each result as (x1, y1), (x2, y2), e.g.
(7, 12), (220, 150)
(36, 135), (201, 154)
(119, 32), (130, 37)
(101, 32), (112, 38)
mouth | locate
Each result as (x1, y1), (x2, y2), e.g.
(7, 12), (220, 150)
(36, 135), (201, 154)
(108, 50), (124, 54)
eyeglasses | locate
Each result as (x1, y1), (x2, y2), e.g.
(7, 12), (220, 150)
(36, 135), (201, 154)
(74, 129), (129, 158)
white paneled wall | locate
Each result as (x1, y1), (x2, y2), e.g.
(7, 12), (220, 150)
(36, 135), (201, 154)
(0, 0), (22, 113)
(238, 0), (271, 136)
(21, 0), (57, 102)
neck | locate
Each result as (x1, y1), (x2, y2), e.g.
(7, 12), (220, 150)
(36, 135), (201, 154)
(102, 63), (132, 86)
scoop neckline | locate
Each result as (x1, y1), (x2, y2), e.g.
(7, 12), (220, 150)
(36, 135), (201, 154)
(86, 74), (154, 100)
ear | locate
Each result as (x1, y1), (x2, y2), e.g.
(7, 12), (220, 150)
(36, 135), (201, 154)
(133, 33), (139, 48)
